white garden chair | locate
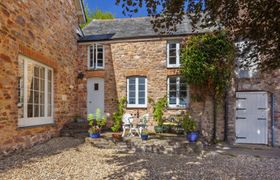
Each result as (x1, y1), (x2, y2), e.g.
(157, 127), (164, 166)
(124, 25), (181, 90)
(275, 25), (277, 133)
(122, 113), (140, 137)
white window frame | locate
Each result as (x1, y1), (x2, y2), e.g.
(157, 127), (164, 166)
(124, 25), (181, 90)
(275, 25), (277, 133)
(127, 77), (148, 108)
(18, 55), (54, 127)
(167, 41), (180, 68)
(167, 76), (189, 108)
(88, 44), (105, 70)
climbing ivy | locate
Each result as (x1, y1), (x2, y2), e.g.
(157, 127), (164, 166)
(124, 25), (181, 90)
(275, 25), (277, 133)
(180, 31), (235, 142)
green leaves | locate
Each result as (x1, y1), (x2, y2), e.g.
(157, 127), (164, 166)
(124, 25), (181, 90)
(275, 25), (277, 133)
(111, 97), (126, 132)
(152, 96), (167, 126)
(181, 31), (235, 99)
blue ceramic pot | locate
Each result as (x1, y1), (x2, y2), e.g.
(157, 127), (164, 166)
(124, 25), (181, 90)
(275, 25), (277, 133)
(141, 134), (149, 140)
(90, 133), (100, 138)
(186, 132), (199, 143)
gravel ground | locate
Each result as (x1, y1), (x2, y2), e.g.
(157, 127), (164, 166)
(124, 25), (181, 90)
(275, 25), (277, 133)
(0, 137), (280, 180)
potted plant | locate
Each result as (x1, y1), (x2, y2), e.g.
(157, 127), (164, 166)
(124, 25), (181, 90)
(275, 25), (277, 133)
(141, 129), (149, 140)
(152, 97), (167, 133)
(88, 108), (107, 138)
(111, 97), (126, 141)
(182, 112), (199, 142)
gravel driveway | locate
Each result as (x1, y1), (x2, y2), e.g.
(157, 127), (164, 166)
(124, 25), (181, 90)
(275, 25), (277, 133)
(0, 137), (280, 180)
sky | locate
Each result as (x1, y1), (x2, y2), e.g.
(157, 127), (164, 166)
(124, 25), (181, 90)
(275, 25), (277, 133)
(84, 0), (148, 18)
(84, 0), (205, 19)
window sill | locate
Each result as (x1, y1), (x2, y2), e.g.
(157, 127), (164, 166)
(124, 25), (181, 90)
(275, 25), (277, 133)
(18, 117), (54, 128)
(166, 66), (181, 69)
(17, 123), (55, 129)
(87, 68), (105, 71)
(167, 106), (188, 110)
(126, 105), (147, 109)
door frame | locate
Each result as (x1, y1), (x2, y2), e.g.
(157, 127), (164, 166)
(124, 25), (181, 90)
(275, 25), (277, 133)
(87, 77), (105, 116)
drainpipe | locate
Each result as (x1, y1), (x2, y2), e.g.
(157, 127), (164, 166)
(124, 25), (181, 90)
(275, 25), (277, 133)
(271, 93), (275, 147)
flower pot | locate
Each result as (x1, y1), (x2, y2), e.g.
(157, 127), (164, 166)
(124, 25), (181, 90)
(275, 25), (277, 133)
(154, 126), (163, 133)
(90, 133), (100, 138)
(112, 133), (122, 141)
(141, 134), (149, 140)
(162, 125), (171, 133)
(186, 131), (199, 143)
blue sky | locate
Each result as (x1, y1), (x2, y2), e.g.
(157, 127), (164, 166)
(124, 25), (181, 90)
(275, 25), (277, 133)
(84, 0), (148, 18)
(84, 0), (205, 18)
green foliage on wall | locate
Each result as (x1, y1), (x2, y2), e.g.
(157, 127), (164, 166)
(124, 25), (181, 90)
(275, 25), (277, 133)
(181, 31), (235, 99)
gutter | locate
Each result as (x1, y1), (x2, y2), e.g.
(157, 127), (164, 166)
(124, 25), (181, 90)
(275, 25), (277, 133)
(79, 0), (87, 23)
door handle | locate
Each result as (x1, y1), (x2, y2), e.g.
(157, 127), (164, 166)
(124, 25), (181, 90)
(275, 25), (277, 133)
(89, 101), (92, 103)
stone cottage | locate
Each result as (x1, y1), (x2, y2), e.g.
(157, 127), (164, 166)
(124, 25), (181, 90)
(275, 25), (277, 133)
(78, 17), (280, 146)
(0, 0), (86, 154)
(1, 1), (280, 155)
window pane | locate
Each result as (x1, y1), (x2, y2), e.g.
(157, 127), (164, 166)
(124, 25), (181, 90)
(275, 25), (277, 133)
(40, 93), (44, 104)
(28, 90), (33, 103)
(129, 77), (136, 84)
(48, 93), (52, 105)
(97, 52), (103, 59)
(138, 98), (145, 104)
(169, 43), (176, 49)
(34, 105), (39, 117)
(34, 91), (39, 104)
(40, 105), (44, 117)
(139, 91), (145, 98)
(40, 79), (45, 91)
(169, 57), (176, 64)
(179, 91), (187, 105)
(48, 70), (52, 81)
(40, 68), (45, 79)
(169, 92), (176, 104)
(97, 59), (103, 67)
(129, 98), (136, 104)
(34, 77), (39, 90)
(34, 66), (39, 77)
(27, 104), (33, 117)
(48, 105), (52, 116)
(169, 77), (176, 84)
(129, 91), (136, 97)
(138, 77), (145, 84)
(169, 49), (176, 57)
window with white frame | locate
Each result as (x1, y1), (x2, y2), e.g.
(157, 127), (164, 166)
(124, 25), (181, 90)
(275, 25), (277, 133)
(167, 76), (189, 108)
(167, 41), (180, 67)
(127, 77), (147, 108)
(88, 44), (104, 69)
(18, 56), (54, 127)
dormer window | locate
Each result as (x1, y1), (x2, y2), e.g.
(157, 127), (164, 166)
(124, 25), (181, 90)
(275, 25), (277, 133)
(167, 41), (180, 68)
(88, 44), (104, 69)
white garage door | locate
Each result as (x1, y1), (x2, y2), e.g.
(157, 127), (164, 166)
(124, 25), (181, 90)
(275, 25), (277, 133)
(235, 92), (268, 144)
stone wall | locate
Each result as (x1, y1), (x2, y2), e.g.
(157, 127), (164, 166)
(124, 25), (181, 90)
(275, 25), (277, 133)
(227, 71), (280, 146)
(0, 0), (81, 154)
(78, 40), (225, 142)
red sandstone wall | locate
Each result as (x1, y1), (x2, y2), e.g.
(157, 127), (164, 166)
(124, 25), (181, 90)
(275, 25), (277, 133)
(0, 0), (80, 154)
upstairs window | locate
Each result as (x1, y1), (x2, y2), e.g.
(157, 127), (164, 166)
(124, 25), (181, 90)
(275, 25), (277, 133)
(127, 77), (147, 108)
(88, 44), (104, 69)
(167, 76), (189, 108)
(167, 41), (180, 68)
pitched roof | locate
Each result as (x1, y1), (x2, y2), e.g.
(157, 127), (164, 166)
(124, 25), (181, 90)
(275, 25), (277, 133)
(79, 16), (216, 42)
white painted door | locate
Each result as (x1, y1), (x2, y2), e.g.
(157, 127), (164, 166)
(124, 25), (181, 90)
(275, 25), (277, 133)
(87, 78), (104, 115)
(235, 92), (268, 144)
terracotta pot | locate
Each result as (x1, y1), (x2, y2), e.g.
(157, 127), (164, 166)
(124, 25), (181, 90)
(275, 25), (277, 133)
(112, 133), (122, 141)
